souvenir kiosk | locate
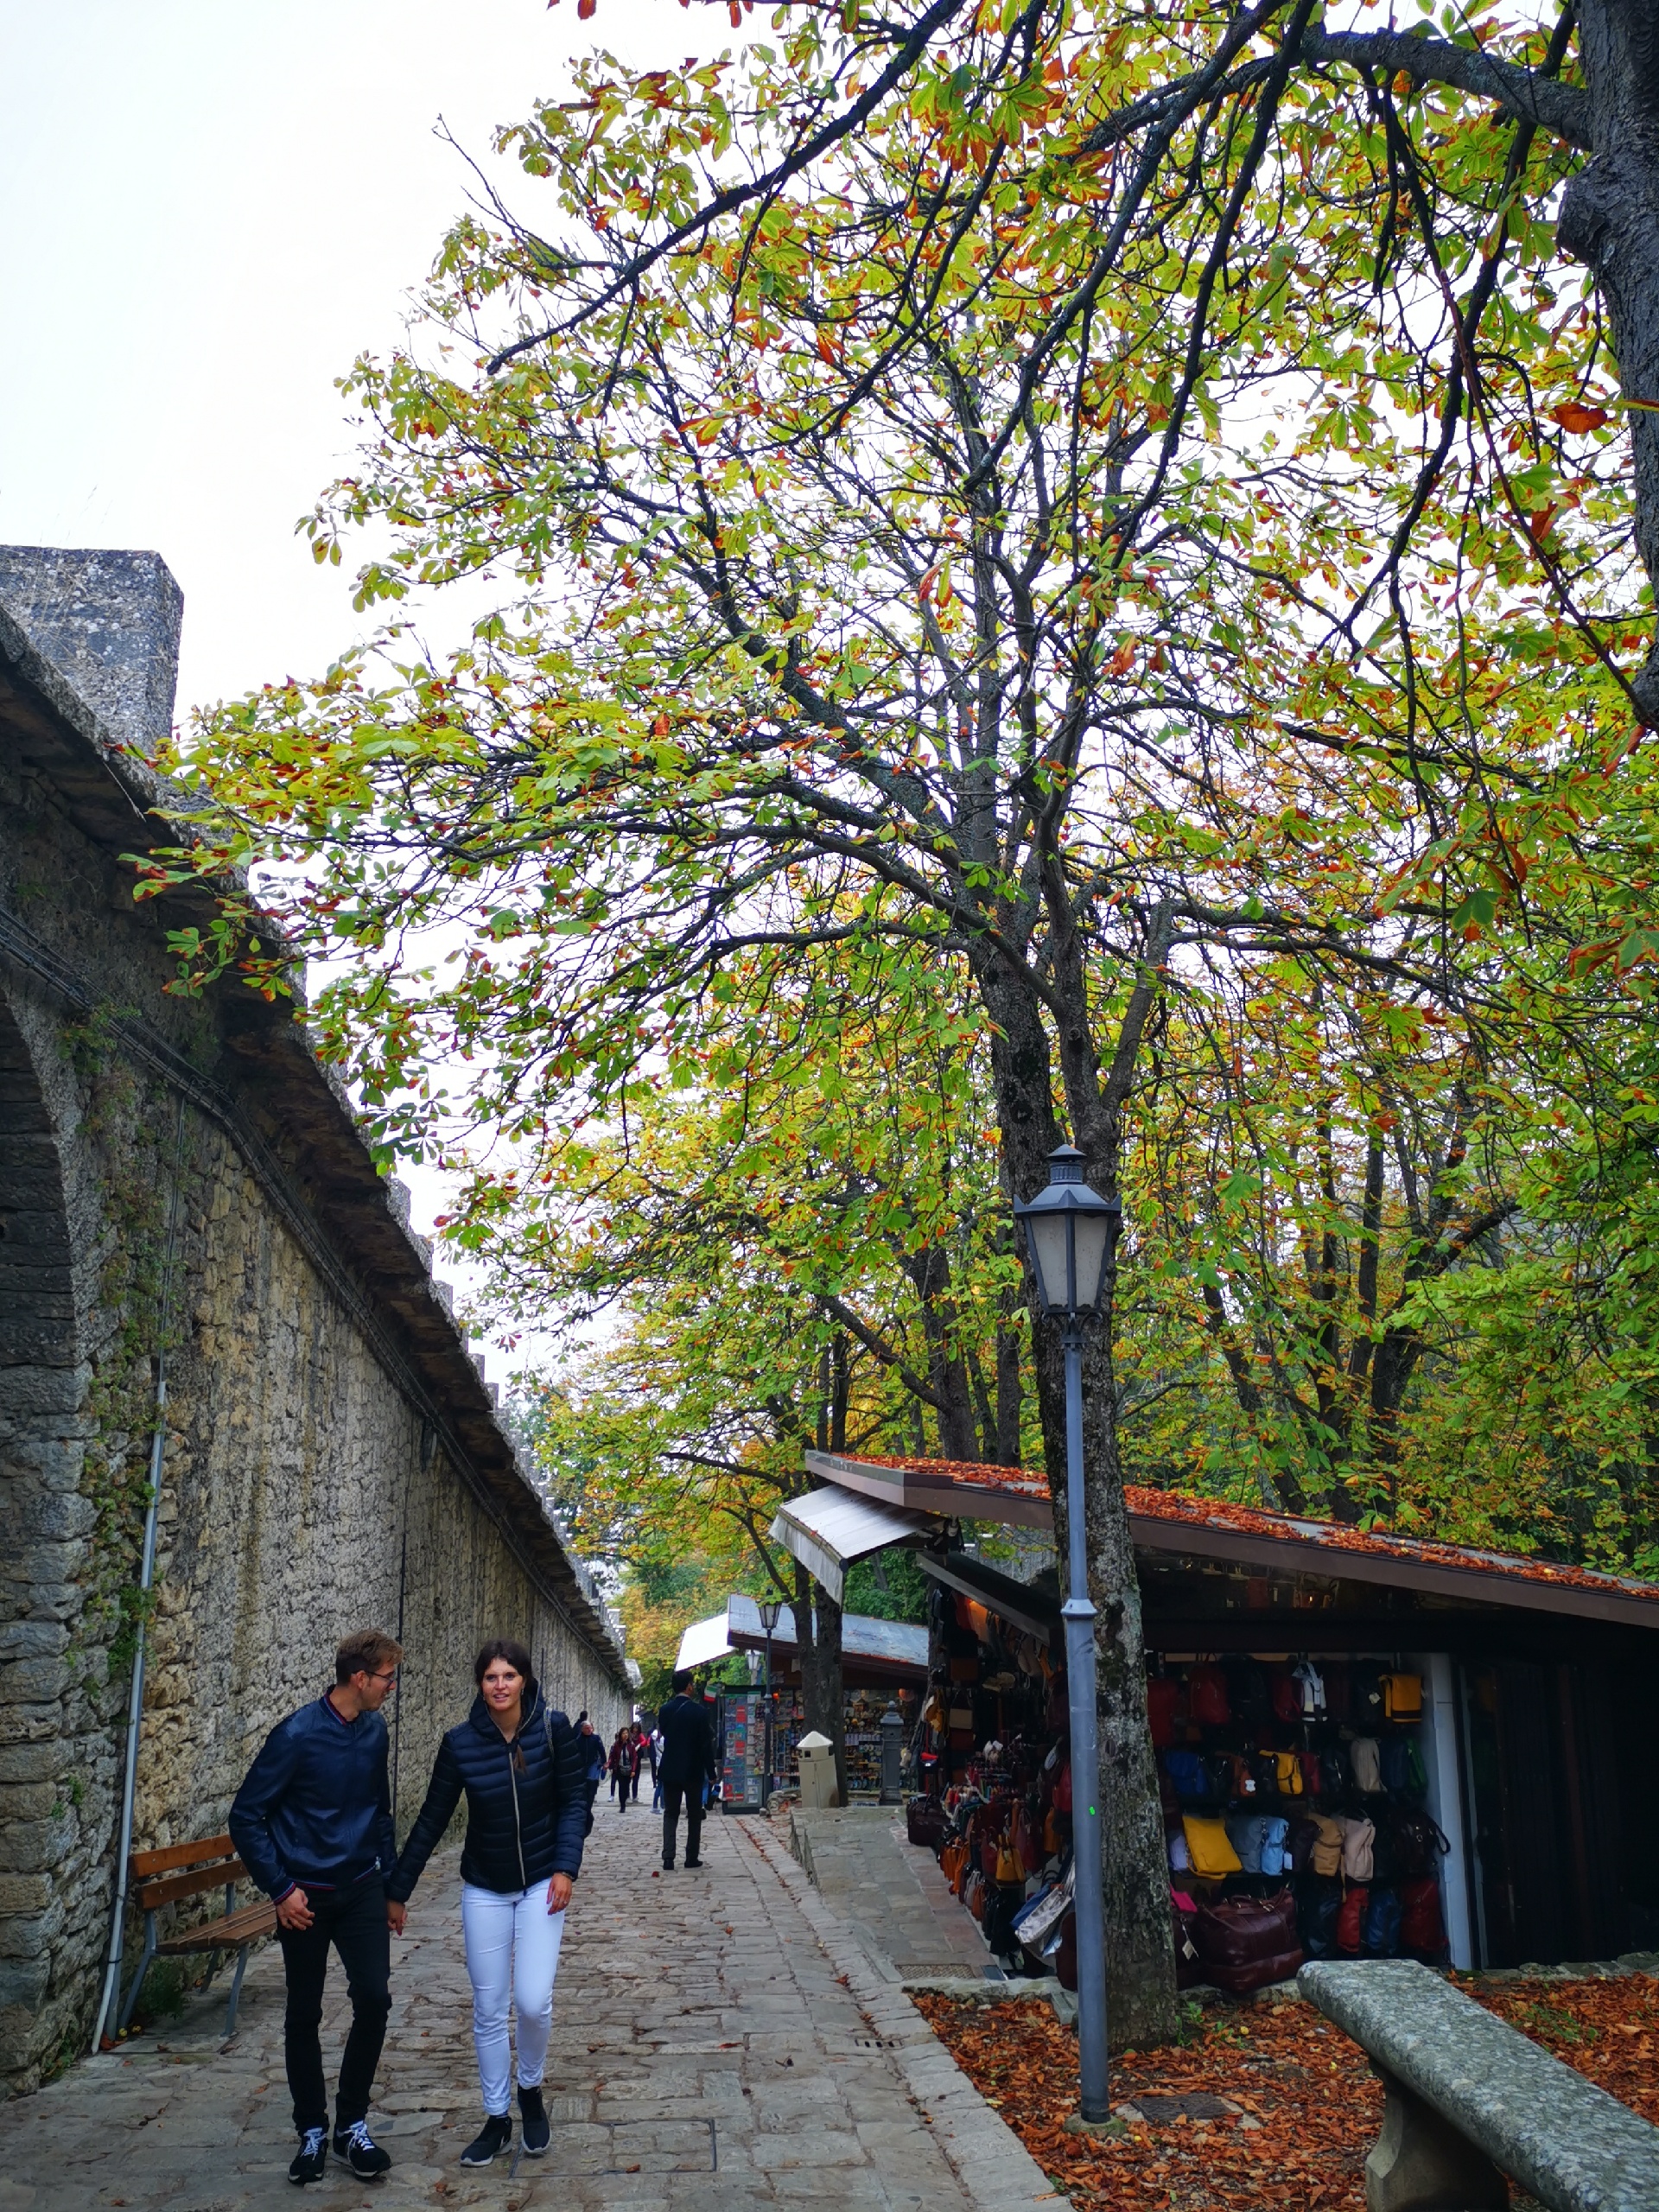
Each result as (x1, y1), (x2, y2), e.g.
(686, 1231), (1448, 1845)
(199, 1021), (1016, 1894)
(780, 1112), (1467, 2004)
(675, 1595), (926, 1808)
(771, 1450), (1659, 1981)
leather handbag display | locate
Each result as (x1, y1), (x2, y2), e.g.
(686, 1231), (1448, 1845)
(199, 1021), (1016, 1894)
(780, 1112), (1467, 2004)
(1192, 1892), (1303, 1995)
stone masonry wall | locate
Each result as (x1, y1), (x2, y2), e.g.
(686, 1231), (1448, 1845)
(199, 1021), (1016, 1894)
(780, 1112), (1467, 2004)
(0, 556), (629, 2093)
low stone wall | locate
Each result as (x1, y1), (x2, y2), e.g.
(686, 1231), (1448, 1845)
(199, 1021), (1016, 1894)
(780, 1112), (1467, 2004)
(0, 549), (630, 2090)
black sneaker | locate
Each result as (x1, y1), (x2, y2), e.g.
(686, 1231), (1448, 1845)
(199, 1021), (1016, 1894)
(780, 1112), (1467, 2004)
(460, 2113), (513, 2167)
(289, 2126), (327, 2185)
(683, 1858), (704, 1869)
(519, 2083), (550, 2155)
(332, 2120), (391, 2179)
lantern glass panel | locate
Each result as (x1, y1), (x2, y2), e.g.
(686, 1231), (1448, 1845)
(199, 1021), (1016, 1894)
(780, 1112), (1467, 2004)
(1072, 1211), (1114, 1313)
(1027, 1211), (1073, 1314)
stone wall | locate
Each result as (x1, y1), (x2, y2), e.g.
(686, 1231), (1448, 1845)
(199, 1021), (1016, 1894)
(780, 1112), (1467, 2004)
(0, 550), (631, 2092)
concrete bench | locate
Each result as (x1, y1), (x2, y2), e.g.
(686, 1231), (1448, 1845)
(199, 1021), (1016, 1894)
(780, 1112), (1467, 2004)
(1299, 1959), (1659, 2212)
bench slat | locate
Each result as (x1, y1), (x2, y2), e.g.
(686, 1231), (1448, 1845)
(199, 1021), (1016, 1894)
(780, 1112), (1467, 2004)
(129, 1834), (236, 1882)
(136, 1858), (250, 1911)
(152, 1900), (276, 1956)
(1300, 1958), (1659, 2212)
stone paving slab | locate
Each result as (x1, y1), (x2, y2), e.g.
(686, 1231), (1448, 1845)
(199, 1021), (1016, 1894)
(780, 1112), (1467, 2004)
(0, 1801), (1055, 2212)
(786, 1809), (1001, 1986)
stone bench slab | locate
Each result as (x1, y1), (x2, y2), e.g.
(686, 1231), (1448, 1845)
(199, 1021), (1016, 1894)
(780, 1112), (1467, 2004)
(1300, 1959), (1659, 2212)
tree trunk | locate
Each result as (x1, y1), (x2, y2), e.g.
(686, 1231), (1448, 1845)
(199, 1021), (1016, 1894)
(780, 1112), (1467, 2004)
(1559, 0), (1659, 719)
(977, 953), (1179, 2050)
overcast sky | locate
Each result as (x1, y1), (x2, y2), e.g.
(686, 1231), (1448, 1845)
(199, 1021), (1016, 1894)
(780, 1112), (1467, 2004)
(0, 0), (727, 1361)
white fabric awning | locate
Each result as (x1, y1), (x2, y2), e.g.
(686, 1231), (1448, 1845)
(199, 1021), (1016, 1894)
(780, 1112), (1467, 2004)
(674, 1611), (735, 1673)
(769, 1485), (931, 1605)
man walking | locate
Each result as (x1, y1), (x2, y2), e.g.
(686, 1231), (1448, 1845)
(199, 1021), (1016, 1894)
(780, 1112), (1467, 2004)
(578, 1717), (607, 1826)
(229, 1629), (404, 2186)
(658, 1670), (717, 1872)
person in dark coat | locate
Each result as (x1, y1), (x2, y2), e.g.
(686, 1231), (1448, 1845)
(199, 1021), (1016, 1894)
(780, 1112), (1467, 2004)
(387, 1638), (586, 2171)
(230, 1627), (403, 2187)
(657, 1669), (718, 1871)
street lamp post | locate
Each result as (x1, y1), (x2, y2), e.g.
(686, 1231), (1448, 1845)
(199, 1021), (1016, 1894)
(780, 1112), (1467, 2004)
(1014, 1142), (1121, 2126)
(759, 1598), (784, 1809)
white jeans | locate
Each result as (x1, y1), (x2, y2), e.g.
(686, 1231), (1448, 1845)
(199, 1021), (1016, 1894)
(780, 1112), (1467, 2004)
(460, 1881), (566, 2116)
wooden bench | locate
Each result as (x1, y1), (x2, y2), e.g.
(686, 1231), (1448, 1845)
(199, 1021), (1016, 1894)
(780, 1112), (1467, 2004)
(117, 1834), (276, 2041)
(1300, 1958), (1659, 2212)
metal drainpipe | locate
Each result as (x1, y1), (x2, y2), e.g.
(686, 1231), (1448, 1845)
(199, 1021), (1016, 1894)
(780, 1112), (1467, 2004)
(90, 1099), (186, 2052)
(88, 1366), (168, 2051)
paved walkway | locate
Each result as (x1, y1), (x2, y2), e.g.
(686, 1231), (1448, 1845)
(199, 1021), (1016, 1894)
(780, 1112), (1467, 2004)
(787, 1810), (1002, 1986)
(0, 1805), (1052, 2212)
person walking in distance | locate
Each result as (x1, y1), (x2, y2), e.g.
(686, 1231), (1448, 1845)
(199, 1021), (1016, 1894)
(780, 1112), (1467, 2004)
(578, 1718), (607, 1823)
(609, 1726), (632, 1810)
(228, 1629), (403, 2186)
(386, 1639), (586, 2171)
(658, 1670), (717, 1871)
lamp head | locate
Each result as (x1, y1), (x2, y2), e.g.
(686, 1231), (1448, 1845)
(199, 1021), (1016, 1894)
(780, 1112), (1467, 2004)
(1013, 1142), (1122, 1318)
(759, 1598), (784, 1635)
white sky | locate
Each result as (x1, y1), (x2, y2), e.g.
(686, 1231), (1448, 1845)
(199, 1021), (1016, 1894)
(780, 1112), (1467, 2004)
(0, 0), (738, 1367)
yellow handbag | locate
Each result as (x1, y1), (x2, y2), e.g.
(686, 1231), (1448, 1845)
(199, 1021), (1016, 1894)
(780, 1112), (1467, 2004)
(1181, 1814), (1243, 1878)
(994, 1832), (1022, 1885)
(1274, 1751), (1304, 1796)
(1382, 1672), (1423, 1721)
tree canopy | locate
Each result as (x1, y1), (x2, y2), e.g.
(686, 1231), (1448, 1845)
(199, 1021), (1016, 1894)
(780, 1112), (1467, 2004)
(142, 0), (1659, 2040)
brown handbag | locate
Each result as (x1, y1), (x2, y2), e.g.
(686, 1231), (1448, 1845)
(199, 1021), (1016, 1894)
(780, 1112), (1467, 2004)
(1192, 1892), (1303, 1996)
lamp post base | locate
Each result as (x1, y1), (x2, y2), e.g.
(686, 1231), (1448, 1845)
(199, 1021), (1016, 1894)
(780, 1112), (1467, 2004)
(1063, 2113), (1128, 2141)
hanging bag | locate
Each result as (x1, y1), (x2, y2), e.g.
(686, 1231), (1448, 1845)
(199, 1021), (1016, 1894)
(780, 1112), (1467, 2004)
(1338, 1815), (1376, 1882)
(1307, 1815), (1345, 1877)
(1381, 1672), (1423, 1722)
(1274, 1751), (1305, 1797)
(1351, 1738), (1384, 1795)
(1335, 1885), (1370, 1955)
(1182, 1814), (1243, 1878)
(1260, 1816), (1290, 1878)
(1188, 1663), (1230, 1726)
(1400, 1876), (1447, 1961)
(1147, 1676), (1182, 1748)
(1363, 1887), (1403, 1957)
(1224, 1814), (1267, 1874)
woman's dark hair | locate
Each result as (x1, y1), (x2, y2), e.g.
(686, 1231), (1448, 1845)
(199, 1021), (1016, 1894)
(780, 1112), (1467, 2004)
(473, 1637), (533, 1687)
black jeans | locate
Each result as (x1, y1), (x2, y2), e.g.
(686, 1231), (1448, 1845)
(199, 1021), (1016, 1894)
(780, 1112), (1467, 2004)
(661, 1780), (704, 1868)
(276, 1876), (391, 2133)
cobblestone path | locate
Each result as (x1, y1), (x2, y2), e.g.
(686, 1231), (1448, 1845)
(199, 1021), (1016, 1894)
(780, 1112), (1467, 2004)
(0, 1802), (1050, 2212)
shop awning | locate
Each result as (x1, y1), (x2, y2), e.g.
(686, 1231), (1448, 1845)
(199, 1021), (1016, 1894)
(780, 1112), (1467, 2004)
(804, 1446), (1053, 1531)
(915, 1550), (1061, 1645)
(674, 1611), (736, 1672)
(725, 1592), (929, 1679)
(769, 1485), (931, 1604)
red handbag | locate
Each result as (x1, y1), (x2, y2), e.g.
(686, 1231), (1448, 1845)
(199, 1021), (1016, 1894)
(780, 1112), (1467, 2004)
(1269, 1669), (1301, 1724)
(1400, 1878), (1446, 1960)
(1336, 1885), (1370, 1956)
(1147, 1677), (1181, 1748)
(1189, 1664), (1230, 1726)
(1053, 1763), (1073, 1813)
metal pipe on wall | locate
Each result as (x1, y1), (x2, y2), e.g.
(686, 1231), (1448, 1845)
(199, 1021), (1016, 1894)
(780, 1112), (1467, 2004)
(89, 1098), (187, 2053)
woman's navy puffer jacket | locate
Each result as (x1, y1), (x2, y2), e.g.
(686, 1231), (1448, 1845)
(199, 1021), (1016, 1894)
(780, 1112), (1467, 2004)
(387, 1681), (588, 1900)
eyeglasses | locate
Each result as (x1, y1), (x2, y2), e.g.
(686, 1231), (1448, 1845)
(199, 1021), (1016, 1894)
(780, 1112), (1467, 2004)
(368, 1669), (399, 1685)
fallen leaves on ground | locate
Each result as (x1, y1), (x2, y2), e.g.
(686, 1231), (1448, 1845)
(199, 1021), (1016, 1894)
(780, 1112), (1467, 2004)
(915, 1973), (1659, 2209)
(1465, 1974), (1659, 2124)
(912, 1991), (1378, 2209)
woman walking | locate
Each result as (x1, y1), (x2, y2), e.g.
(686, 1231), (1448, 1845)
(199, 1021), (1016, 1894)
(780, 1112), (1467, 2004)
(609, 1726), (635, 1810)
(386, 1640), (586, 2169)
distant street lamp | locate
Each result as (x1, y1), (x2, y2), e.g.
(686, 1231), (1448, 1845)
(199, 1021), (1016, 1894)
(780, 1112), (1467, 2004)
(759, 1597), (784, 1808)
(1014, 1142), (1121, 2126)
